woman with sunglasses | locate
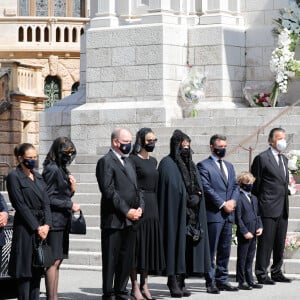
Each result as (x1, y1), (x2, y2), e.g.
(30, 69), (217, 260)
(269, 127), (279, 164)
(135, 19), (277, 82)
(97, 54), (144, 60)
(129, 128), (165, 300)
(42, 137), (80, 300)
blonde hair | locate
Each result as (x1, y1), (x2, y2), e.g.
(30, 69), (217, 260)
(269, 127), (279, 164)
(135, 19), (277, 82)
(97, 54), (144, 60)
(237, 171), (256, 185)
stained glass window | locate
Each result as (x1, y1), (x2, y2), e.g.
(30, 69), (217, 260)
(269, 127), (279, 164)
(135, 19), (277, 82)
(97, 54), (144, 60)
(73, 0), (81, 17)
(19, 0), (29, 16)
(44, 76), (61, 108)
(36, 0), (49, 16)
(54, 0), (66, 17)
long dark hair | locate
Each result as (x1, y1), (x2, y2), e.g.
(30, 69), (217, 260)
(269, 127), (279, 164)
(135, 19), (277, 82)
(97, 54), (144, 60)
(43, 137), (76, 173)
(131, 127), (153, 155)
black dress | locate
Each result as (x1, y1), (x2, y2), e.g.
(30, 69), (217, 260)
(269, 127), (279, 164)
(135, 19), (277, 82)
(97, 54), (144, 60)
(130, 155), (165, 273)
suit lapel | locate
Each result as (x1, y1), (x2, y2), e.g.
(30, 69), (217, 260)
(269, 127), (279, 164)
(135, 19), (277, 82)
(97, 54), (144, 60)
(109, 150), (137, 188)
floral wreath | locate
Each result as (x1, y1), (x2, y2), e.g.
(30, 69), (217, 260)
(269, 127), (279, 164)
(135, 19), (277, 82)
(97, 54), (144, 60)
(269, 1), (300, 106)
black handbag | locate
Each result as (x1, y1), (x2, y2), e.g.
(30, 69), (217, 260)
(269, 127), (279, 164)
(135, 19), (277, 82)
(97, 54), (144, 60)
(32, 240), (54, 268)
(70, 209), (86, 234)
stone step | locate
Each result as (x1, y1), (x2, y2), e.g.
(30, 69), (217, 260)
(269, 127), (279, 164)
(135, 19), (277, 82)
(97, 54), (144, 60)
(64, 250), (101, 266)
(172, 107), (300, 121)
(70, 227), (100, 240)
(69, 238), (100, 252)
(72, 192), (100, 204)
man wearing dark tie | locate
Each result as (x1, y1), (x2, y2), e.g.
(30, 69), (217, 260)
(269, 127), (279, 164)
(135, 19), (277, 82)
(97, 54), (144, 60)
(96, 128), (143, 300)
(197, 134), (240, 293)
(251, 127), (291, 284)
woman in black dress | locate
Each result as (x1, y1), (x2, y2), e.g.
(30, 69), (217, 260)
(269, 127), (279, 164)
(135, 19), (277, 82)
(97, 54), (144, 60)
(129, 128), (165, 300)
(42, 137), (80, 300)
(7, 143), (52, 300)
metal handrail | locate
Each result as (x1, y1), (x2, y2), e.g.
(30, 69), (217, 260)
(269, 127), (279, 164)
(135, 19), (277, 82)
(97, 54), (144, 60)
(227, 98), (300, 170)
(0, 162), (12, 191)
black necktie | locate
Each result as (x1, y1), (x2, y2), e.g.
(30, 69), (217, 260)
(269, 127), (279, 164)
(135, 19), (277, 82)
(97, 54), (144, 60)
(278, 154), (285, 179)
(218, 159), (227, 183)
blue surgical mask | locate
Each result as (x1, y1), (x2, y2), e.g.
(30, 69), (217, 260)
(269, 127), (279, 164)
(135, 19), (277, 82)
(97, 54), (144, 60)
(118, 142), (131, 155)
(23, 158), (36, 170)
(213, 147), (226, 158)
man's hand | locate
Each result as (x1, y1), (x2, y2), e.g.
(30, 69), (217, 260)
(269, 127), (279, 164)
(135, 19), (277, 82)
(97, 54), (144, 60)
(0, 211), (8, 227)
(256, 228), (263, 236)
(223, 199), (236, 213)
(244, 232), (254, 239)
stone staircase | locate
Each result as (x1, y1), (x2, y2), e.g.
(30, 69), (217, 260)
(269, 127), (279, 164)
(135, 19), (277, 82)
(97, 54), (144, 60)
(4, 107), (300, 273)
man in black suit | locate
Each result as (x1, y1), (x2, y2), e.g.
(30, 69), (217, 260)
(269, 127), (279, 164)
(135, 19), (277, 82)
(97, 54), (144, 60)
(0, 192), (9, 269)
(96, 128), (143, 300)
(251, 127), (291, 284)
(197, 134), (240, 293)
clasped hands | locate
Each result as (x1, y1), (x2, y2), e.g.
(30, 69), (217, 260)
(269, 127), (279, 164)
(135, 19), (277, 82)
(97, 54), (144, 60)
(126, 207), (143, 221)
(223, 199), (236, 213)
(37, 224), (50, 240)
(0, 211), (8, 227)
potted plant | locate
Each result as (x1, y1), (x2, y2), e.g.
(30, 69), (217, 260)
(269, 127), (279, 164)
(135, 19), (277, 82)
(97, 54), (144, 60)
(287, 150), (300, 183)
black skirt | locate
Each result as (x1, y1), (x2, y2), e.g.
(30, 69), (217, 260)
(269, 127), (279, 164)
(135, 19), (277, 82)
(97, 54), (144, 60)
(47, 229), (69, 260)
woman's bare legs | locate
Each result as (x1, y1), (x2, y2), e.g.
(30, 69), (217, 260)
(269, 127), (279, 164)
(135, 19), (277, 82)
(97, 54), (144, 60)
(141, 271), (153, 299)
(45, 259), (62, 300)
(130, 268), (144, 300)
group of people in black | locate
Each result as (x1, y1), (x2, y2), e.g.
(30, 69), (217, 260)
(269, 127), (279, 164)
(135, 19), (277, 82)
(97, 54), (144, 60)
(96, 126), (291, 300)
(0, 126), (291, 300)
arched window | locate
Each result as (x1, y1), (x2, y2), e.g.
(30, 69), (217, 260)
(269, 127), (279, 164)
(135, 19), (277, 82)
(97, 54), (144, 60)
(80, 28), (84, 36)
(36, 27), (41, 42)
(44, 27), (49, 42)
(56, 27), (61, 42)
(71, 82), (80, 94)
(44, 76), (61, 108)
(18, 27), (24, 42)
(27, 27), (32, 42)
(64, 27), (69, 42)
(72, 28), (77, 42)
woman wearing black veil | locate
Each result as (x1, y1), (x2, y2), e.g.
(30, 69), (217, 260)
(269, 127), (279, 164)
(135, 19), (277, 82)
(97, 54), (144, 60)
(157, 129), (211, 297)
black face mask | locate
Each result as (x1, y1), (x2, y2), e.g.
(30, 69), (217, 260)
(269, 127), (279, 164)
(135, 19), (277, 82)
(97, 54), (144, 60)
(144, 143), (155, 152)
(180, 148), (190, 158)
(23, 159), (36, 170)
(213, 147), (226, 158)
(118, 142), (131, 155)
(242, 183), (253, 192)
(61, 154), (72, 165)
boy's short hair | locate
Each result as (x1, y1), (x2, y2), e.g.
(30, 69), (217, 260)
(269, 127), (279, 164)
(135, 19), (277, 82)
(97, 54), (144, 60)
(237, 171), (256, 185)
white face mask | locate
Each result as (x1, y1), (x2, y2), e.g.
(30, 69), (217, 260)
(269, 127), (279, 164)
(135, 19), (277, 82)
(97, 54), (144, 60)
(276, 139), (287, 152)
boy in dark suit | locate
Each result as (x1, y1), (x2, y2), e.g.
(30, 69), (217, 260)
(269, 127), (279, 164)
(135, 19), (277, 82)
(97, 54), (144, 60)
(235, 172), (263, 290)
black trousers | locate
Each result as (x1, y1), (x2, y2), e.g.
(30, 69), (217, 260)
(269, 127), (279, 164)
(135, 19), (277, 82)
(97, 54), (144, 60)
(255, 215), (288, 279)
(17, 273), (42, 300)
(101, 226), (136, 296)
(236, 235), (256, 284)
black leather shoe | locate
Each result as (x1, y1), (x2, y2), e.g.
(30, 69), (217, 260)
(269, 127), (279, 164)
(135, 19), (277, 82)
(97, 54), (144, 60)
(238, 282), (252, 290)
(248, 282), (263, 289)
(271, 273), (292, 283)
(206, 284), (220, 294)
(216, 283), (239, 291)
(257, 276), (276, 285)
